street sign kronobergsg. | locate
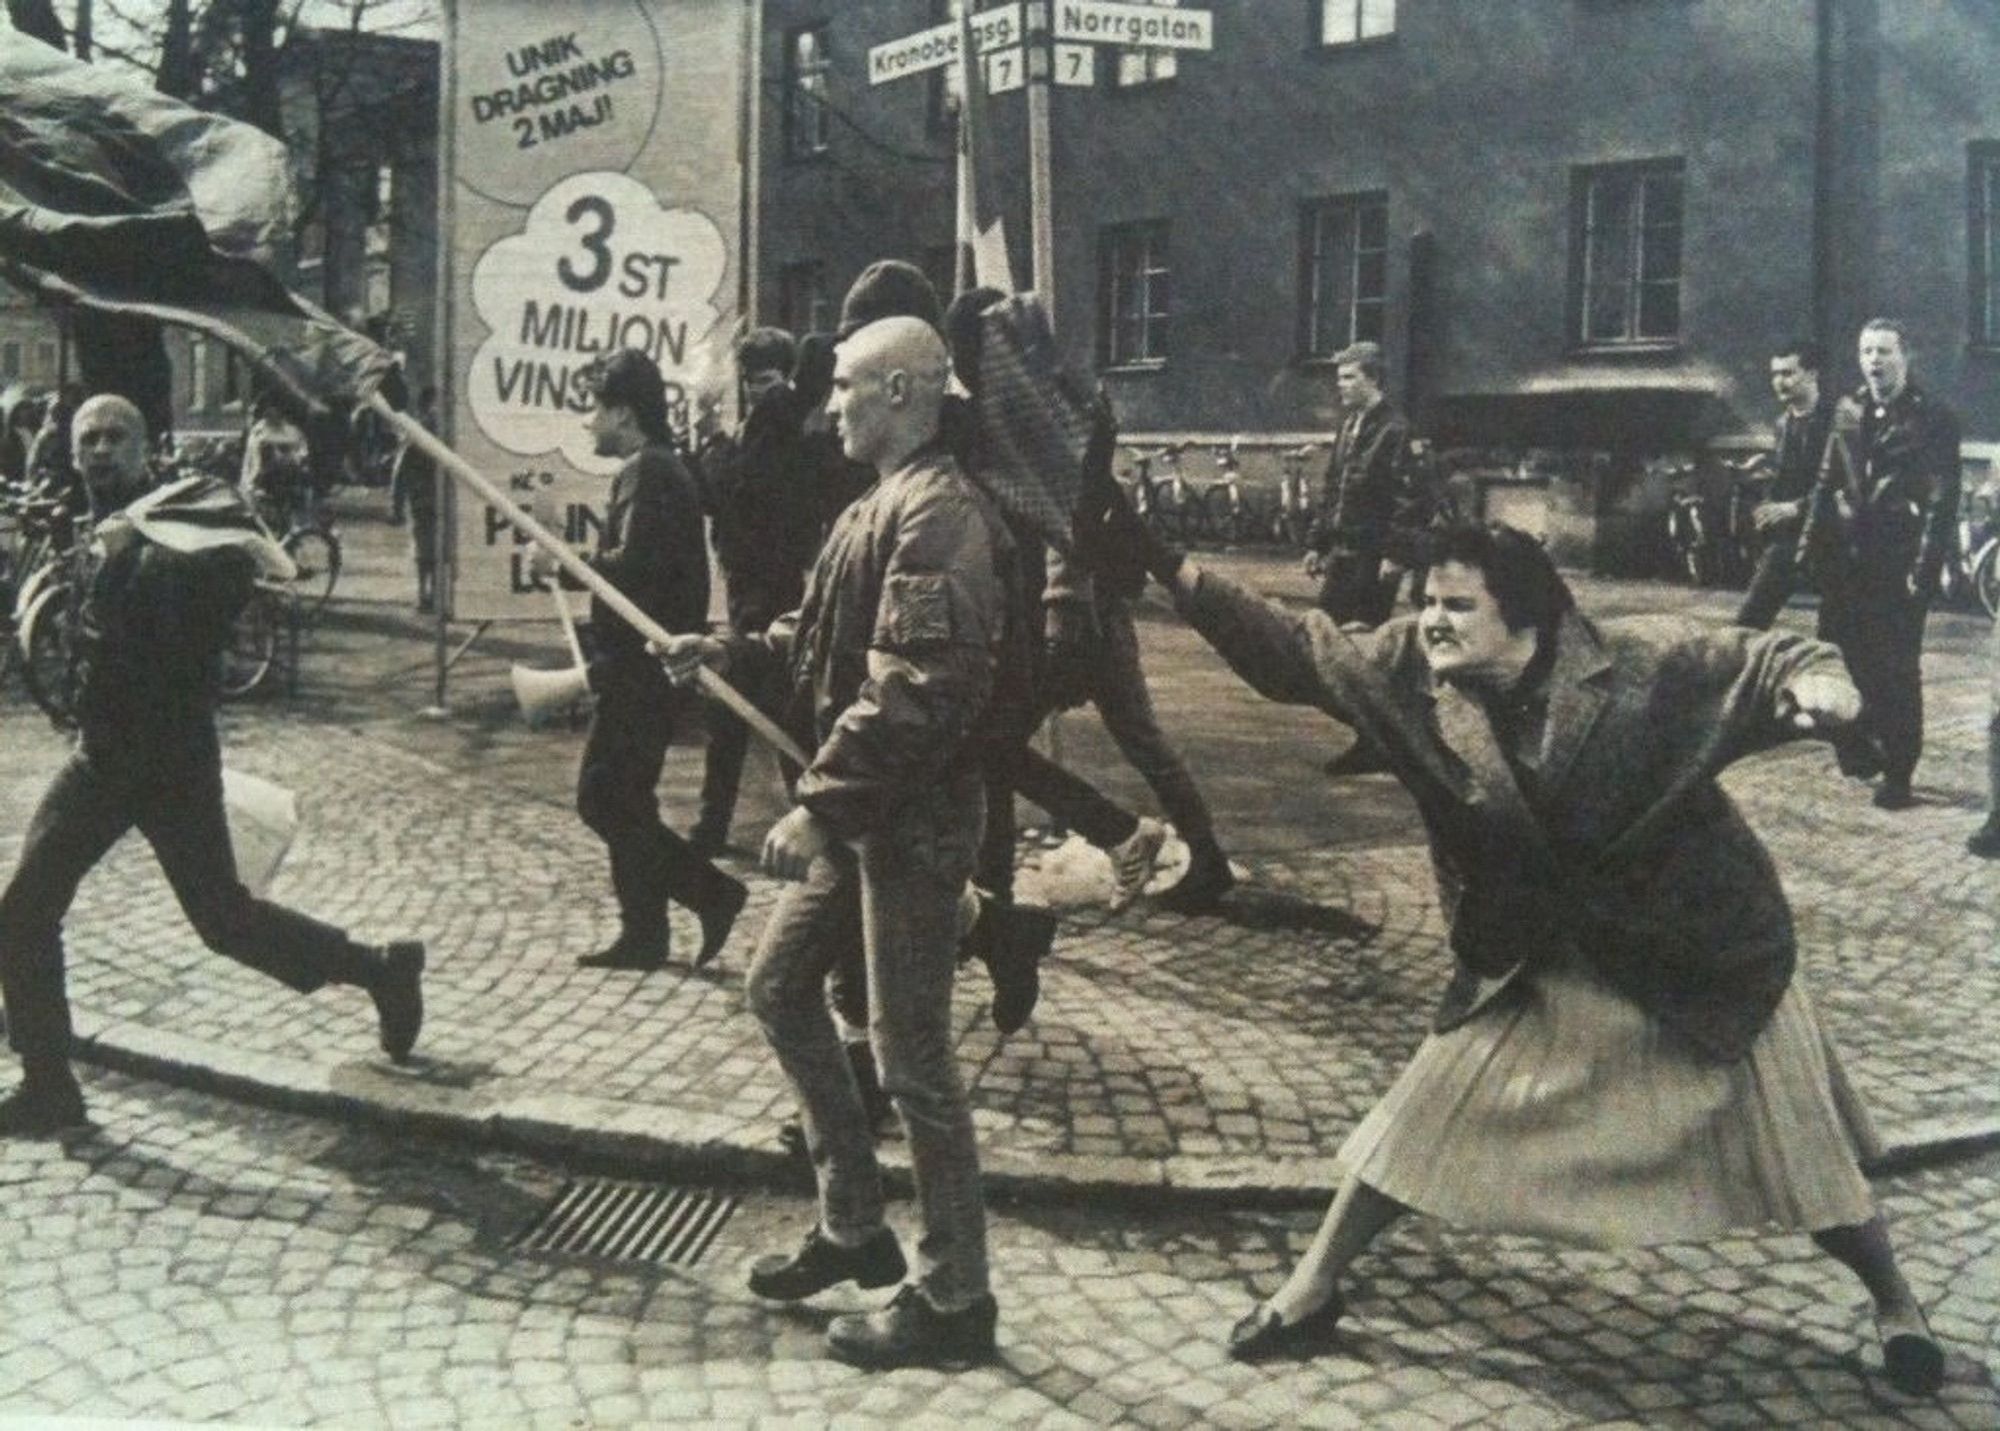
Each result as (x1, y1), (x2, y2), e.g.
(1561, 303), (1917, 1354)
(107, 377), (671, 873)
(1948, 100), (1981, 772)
(1054, 1), (1213, 50)
(867, 4), (1024, 84)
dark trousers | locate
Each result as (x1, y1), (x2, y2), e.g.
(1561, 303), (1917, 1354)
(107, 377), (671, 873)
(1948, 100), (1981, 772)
(577, 662), (734, 938)
(1734, 540), (1799, 630)
(0, 736), (367, 1064)
(1316, 547), (1395, 626)
(1818, 581), (1931, 785)
(695, 583), (799, 844)
(976, 742), (1137, 899)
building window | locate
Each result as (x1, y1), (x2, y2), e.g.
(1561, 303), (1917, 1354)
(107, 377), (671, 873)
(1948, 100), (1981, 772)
(1, 341), (19, 381)
(1317, 0), (1395, 46)
(1972, 143), (2000, 348)
(779, 260), (829, 337)
(223, 348), (247, 408)
(784, 26), (832, 160)
(1301, 193), (1389, 359)
(1572, 159), (1684, 348)
(34, 340), (56, 378)
(1100, 221), (1170, 368)
(1113, 0), (1180, 87)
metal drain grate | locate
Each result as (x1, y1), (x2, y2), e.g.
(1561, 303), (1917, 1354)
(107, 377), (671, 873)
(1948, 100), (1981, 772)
(512, 1180), (737, 1267)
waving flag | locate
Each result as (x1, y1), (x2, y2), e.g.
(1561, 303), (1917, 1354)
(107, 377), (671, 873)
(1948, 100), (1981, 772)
(0, 35), (391, 409)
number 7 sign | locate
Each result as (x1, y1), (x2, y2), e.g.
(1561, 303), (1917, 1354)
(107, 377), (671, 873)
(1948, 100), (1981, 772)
(1053, 42), (1094, 87)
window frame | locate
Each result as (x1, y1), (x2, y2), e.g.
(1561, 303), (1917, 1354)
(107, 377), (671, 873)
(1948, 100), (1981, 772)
(778, 259), (830, 339)
(1314, 0), (1397, 50)
(1970, 141), (2000, 350)
(1099, 220), (1172, 370)
(783, 24), (833, 162)
(1298, 191), (1391, 362)
(1569, 157), (1686, 352)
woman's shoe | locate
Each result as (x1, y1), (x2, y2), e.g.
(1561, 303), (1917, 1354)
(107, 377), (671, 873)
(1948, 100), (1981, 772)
(1876, 1305), (1945, 1396)
(1227, 1291), (1345, 1363)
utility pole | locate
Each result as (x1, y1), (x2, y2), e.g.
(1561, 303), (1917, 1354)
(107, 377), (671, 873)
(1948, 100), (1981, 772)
(1024, 2), (1055, 323)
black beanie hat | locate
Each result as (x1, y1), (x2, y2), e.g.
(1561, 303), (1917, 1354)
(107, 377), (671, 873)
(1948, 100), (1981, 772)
(837, 259), (942, 338)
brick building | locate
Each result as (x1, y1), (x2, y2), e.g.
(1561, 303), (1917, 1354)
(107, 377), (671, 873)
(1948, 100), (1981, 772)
(753, 1), (2000, 563)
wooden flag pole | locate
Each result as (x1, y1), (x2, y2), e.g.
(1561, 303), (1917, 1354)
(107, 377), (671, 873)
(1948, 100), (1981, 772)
(368, 393), (811, 768)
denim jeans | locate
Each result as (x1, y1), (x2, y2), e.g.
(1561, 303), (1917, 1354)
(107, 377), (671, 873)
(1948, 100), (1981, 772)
(745, 771), (989, 1310)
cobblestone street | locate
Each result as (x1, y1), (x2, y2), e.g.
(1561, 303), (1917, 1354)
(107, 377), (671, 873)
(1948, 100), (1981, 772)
(1, 1075), (1996, 1426)
(1, 504), (1997, 1423)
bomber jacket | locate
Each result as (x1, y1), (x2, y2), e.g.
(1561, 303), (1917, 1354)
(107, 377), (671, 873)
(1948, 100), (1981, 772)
(1799, 382), (1961, 599)
(1308, 397), (1411, 558)
(757, 442), (1025, 841)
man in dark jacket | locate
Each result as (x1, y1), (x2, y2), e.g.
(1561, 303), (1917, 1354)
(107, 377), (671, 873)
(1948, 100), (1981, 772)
(537, 349), (745, 970)
(1306, 341), (1413, 627)
(0, 395), (425, 1137)
(1798, 319), (1962, 809)
(1735, 340), (1837, 629)
(690, 327), (821, 857)
(663, 316), (1017, 1368)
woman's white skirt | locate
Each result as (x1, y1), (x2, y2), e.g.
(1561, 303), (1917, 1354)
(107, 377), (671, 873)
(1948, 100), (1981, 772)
(1338, 966), (1880, 1247)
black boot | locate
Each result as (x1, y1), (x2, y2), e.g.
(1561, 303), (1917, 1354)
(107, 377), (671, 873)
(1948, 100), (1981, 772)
(963, 892), (1056, 1035)
(0, 1059), (88, 1137)
(695, 877), (748, 970)
(578, 928), (668, 971)
(368, 941), (426, 1063)
(1155, 841), (1236, 914)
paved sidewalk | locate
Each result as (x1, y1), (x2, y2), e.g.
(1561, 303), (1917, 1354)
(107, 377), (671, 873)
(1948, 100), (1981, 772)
(1, 504), (1996, 1205)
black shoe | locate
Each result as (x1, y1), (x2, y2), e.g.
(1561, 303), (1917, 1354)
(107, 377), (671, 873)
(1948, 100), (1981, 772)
(974, 901), (1056, 1036)
(1320, 740), (1389, 778)
(0, 1073), (88, 1138)
(1877, 1305), (1946, 1396)
(1154, 852), (1236, 914)
(1872, 779), (1915, 811)
(748, 1224), (907, 1302)
(1227, 1291), (1346, 1363)
(578, 931), (668, 971)
(371, 941), (426, 1063)
(696, 878), (748, 970)
(827, 1284), (998, 1369)
(1968, 821), (2000, 858)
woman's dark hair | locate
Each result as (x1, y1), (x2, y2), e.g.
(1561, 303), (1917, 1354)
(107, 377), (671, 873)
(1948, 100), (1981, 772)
(1426, 521), (1573, 636)
(587, 348), (671, 443)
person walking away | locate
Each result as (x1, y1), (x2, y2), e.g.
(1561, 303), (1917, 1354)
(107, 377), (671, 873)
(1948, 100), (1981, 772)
(662, 316), (1020, 1368)
(1736, 340), (1837, 629)
(0, 395), (425, 1136)
(1797, 319), (1961, 809)
(530, 349), (746, 971)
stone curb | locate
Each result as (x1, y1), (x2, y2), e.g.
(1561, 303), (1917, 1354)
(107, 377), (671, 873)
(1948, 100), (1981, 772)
(66, 1013), (2000, 1211)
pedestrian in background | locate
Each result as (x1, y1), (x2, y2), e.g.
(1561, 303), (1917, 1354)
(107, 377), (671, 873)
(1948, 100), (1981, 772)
(388, 383), (442, 615)
(1799, 318), (1961, 809)
(0, 395), (426, 1137)
(1735, 339), (1837, 629)
(690, 326), (821, 858)
(531, 348), (745, 972)
(1124, 506), (1946, 1399)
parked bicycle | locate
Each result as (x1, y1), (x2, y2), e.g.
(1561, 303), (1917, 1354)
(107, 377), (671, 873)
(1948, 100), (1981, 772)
(1938, 495), (2000, 618)
(240, 445), (341, 620)
(1271, 444), (1319, 549)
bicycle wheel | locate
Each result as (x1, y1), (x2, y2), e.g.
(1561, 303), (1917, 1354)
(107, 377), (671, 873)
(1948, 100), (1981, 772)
(19, 582), (80, 728)
(1974, 542), (2000, 620)
(283, 527), (341, 618)
(1177, 489), (1216, 546)
(220, 589), (286, 701)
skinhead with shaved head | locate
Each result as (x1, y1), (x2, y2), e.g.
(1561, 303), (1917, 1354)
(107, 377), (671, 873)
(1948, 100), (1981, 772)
(658, 293), (1030, 1371)
(830, 316), (950, 473)
(70, 393), (149, 513)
